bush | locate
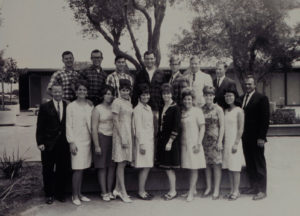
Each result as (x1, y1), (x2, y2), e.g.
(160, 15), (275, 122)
(270, 109), (296, 124)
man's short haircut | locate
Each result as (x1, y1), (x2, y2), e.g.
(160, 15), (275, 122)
(216, 61), (228, 69)
(62, 51), (73, 58)
(91, 49), (103, 57)
(115, 55), (125, 63)
(245, 74), (256, 84)
(51, 82), (63, 89)
(144, 50), (156, 58)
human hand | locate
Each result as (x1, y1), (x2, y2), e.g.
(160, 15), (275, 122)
(165, 141), (172, 151)
(95, 145), (101, 155)
(257, 139), (265, 148)
(193, 145), (200, 154)
(139, 144), (146, 155)
(38, 144), (45, 151)
(231, 143), (238, 154)
(70, 143), (78, 155)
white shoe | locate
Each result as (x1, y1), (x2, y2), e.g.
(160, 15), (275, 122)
(113, 189), (121, 198)
(72, 196), (81, 206)
(101, 193), (111, 202)
(80, 195), (91, 202)
(186, 194), (194, 202)
(108, 192), (116, 200)
(119, 193), (132, 203)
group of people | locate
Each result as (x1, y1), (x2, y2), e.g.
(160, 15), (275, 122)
(36, 49), (270, 206)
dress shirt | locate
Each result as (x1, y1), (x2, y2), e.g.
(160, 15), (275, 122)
(242, 90), (255, 108)
(53, 99), (63, 121)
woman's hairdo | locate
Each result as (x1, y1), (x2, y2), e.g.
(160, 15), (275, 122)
(161, 83), (173, 94)
(137, 83), (150, 97)
(119, 79), (132, 90)
(203, 85), (215, 95)
(181, 88), (195, 100)
(75, 79), (89, 91)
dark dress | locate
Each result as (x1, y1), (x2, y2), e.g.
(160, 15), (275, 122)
(156, 102), (181, 168)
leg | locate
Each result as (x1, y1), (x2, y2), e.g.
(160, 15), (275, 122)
(41, 150), (55, 198)
(72, 170), (82, 199)
(203, 166), (212, 196)
(212, 164), (222, 198)
(116, 162), (131, 202)
(138, 168), (150, 195)
(232, 171), (241, 196)
(97, 168), (107, 194)
(166, 169), (176, 195)
(107, 164), (116, 193)
(254, 146), (267, 194)
(228, 170), (234, 195)
(187, 169), (198, 201)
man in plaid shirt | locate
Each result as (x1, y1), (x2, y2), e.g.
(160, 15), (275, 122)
(47, 51), (79, 102)
(106, 56), (134, 98)
(80, 49), (108, 105)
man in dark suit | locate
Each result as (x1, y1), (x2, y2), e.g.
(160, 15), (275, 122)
(241, 75), (270, 200)
(213, 61), (237, 109)
(36, 83), (71, 204)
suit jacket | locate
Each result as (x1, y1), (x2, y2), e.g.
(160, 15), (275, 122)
(241, 91), (270, 141)
(132, 68), (169, 111)
(36, 100), (68, 151)
(213, 77), (237, 109)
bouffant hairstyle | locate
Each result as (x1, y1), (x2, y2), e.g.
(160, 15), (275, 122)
(98, 85), (115, 104)
(203, 85), (215, 95)
(119, 79), (132, 91)
(181, 87), (195, 100)
(75, 79), (89, 91)
(223, 86), (241, 108)
(137, 83), (150, 97)
(161, 83), (173, 95)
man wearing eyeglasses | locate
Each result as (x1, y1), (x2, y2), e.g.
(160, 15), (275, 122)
(80, 49), (109, 105)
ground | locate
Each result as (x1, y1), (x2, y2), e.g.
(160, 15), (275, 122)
(0, 112), (300, 216)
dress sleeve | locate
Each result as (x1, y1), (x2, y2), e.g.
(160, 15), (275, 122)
(133, 106), (143, 144)
(66, 103), (75, 144)
(111, 99), (120, 114)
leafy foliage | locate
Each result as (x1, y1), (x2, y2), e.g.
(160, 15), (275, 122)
(171, 0), (300, 85)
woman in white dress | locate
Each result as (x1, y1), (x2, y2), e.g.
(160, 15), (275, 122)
(132, 83), (154, 200)
(181, 88), (206, 202)
(66, 80), (93, 206)
(223, 87), (244, 201)
(91, 86), (116, 202)
(111, 79), (133, 203)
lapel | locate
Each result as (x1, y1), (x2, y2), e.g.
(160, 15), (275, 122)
(219, 77), (228, 90)
(49, 100), (60, 122)
(244, 92), (257, 109)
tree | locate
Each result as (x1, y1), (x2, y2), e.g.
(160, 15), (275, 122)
(170, 0), (300, 88)
(67, 0), (177, 71)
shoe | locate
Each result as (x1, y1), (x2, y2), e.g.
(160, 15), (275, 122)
(45, 196), (54, 204)
(72, 196), (81, 206)
(108, 192), (116, 200)
(223, 193), (232, 199)
(101, 193), (111, 202)
(201, 190), (212, 198)
(79, 195), (91, 202)
(212, 195), (220, 200)
(186, 194), (194, 202)
(137, 192), (153, 200)
(241, 188), (257, 194)
(253, 192), (267, 201)
(113, 189), (121, 199)
(56, 196), (66, 202)
(181, 190), (197, 197)
(163, 192), (177, 201)
(228, 193), (240, 201)
(119, 193), (132, 203)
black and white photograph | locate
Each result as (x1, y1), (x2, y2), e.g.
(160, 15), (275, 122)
(0, 0), (299, 215)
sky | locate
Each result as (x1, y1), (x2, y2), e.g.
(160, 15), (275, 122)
(0, 0), (299, 69)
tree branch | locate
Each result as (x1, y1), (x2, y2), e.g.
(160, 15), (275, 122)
(132, 0), (153, 50)
(124, 2), (145, 69)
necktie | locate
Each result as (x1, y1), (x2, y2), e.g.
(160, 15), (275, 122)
(57, 101), (61, 121)
(217, 78), (220, 87)
(243, 94), (249, 108)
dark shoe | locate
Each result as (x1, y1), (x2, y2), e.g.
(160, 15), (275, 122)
(45, 196), (54, 204)
(137, 192), (153, 200)
(241, 188), (257, 194)
(253, 192), (267, 201)
(163, 193), (177, 201)
(223, 193), (232, 199)
(56, 196), (66, 202)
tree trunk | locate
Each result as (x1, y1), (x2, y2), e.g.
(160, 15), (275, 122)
(10, 81), (12, 102)
(1, 79), (5, 110)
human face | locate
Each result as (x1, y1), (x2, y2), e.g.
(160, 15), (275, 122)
(76, 85), (88, 99)
(170, 60), (180, 74)
(183, 95), (193, 109)
(120, 88), (130, 100)
(162, 92), (172, 103)
(244, 78), (256, 94)
(144, 54), (156, 69)
(140, 93), (150, 105)
(103, 90), (114, 104)
(91, 52), (103, 67)
(190, 58), (200, 74)
(224, 92), (235, 106)
(115, 58), (126, 72)
(215, 64), (226, 78)
(62, 54), (74, 69)
(204, 93), (215, 105)
(51, 85), (63, 102)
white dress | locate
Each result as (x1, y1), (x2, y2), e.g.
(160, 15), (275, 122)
(66, 101), (93, 170)
(181, 107), (206, 169)
(223, 107), (244, 172)
(132, 102), (154, 168)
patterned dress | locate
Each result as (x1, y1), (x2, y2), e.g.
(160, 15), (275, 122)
(202, 104), (223, 165)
